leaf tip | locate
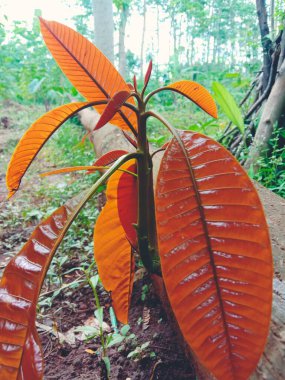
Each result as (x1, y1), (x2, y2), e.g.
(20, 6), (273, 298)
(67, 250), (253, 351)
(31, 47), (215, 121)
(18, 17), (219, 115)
(144, 60), (153, 87)
(6, 191), (15, 200)
(133, 75), (137, 92)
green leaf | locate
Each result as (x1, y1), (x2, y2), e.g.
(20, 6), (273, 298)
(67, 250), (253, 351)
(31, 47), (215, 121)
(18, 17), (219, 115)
(95, 307), (104, 326)
(109, 307), (118, 333)
(75, 326), (99, 334)
(120, 324), (130, 336)
(90, 275), (99, 289)
(102, 356), (111, 376)
(212, 81), (244, 132)
(107, 333), (125, 347)
(28, 77), (46, 94)
(141, 341), (150, 350)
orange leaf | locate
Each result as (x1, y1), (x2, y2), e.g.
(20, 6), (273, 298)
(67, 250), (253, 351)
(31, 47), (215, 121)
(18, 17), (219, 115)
(40, 166), (107, 177)
(165, 81), (218, 118)
(94, 161), (136, 324)
(6, 101), (93, 198)
(0, 196), (83, 380)
(39, 18), (137, 132)
(155, 131), (272, 380)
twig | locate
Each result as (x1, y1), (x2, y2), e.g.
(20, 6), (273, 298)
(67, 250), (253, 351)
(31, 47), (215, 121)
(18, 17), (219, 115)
(245, 48), (280, 120)
(39, 275), (85, 298)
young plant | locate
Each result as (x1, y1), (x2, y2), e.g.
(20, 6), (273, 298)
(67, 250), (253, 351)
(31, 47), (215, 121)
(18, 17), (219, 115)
(77, 268), (134, 379)
(0, 19), (272, 380)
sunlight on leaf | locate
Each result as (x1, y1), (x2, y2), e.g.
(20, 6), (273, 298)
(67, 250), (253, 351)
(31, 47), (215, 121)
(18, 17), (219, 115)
(212, 81), (244, 132)
(155, 130), (272, 380)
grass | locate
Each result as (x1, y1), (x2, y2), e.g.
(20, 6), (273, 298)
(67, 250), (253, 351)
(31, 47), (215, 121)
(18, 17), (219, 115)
(0, 102), (101, 290)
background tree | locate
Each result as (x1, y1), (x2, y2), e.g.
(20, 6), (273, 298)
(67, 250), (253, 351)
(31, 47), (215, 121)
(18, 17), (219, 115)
(92, 0), (115, 63)
(114, 0), (131, 77)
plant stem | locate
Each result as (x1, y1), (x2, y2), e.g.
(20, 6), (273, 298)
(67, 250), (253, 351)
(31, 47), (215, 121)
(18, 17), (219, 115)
(136, 103), (160, 274)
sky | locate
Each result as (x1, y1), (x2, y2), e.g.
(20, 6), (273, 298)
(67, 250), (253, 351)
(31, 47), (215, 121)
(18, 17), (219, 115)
(0, 0), (172, 67)
(0, 0), (79, 25)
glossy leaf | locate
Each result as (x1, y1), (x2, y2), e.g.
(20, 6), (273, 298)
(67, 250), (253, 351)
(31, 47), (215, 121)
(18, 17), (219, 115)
(94, 91), (131, 130)
(165, 81), (218, 118)
(39, 18), (137, 132)
(94, 161), (137, 323)
(0, 195), (83, 380)
(6, 101), (93, 198)
(212, 82), (244, 132)
(117, 162), (138, 247)
(155, 130), (272, 380)
(93, 150), (129, 167)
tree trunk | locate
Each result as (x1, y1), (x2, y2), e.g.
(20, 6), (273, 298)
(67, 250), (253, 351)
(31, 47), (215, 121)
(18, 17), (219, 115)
(79, 108), (285, 380)
(244, 58), (285, 171)
(271, 0), (275, 37)
(140, 0), (147, 79)
(118, 4), (129, 78)
(256, 0), (272, 91)
(92, 0), (114, 63)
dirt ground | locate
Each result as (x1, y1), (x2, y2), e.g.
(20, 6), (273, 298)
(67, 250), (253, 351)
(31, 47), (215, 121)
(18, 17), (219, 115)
(40, 261), (195, 380)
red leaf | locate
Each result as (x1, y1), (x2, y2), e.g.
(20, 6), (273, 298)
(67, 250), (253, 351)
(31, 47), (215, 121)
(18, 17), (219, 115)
(95, 91), (131, 130)
(122, 131), (138, 148)
(93, 150), (129, 167)
(133, 75), (137, 92)
(144, 60), (153, 87)
(117, 163), (138, 247)
(155, 130), (272, 379)
(0, 196), (83, 379)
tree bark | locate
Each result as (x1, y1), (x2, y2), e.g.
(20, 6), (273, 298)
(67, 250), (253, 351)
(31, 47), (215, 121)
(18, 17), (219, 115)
(256, 0), (272, 91)
(118, 3), (129, 78)
(79, 108), (285, 379)
(92, 0), (114, 63)
(140, 0), (147, 79)
(244, 59), (285, 171)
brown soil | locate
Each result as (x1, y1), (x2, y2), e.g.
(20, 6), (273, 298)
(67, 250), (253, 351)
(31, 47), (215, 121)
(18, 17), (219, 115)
(40, 259), (195, 380)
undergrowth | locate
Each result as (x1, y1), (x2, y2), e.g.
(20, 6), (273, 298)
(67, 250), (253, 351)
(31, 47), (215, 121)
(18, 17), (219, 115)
(249, 126), (285, 198)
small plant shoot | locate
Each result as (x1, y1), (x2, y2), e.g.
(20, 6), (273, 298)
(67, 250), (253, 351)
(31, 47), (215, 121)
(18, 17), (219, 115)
(0, 18), (272, 380)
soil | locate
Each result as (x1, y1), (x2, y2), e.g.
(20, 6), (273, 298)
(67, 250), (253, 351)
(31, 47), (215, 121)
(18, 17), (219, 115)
(40, 259), (195, 380)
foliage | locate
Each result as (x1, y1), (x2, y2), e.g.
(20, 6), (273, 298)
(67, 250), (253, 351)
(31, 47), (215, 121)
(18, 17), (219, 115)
(0, 14), (74, 104)
(212, 81), (244, 132)
(0, 19), (273, 380)
(249, 125), (285, 198)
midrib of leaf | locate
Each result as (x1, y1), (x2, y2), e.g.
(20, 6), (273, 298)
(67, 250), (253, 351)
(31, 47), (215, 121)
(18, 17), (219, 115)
(173, 132), (235, 375)
(41, 18), (110, 99)
(6, 101), (108, 197)
(149, 111), (235, 377)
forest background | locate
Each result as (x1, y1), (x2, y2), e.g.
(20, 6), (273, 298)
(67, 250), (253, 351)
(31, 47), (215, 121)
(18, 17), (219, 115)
(1, 0), (285, 198)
